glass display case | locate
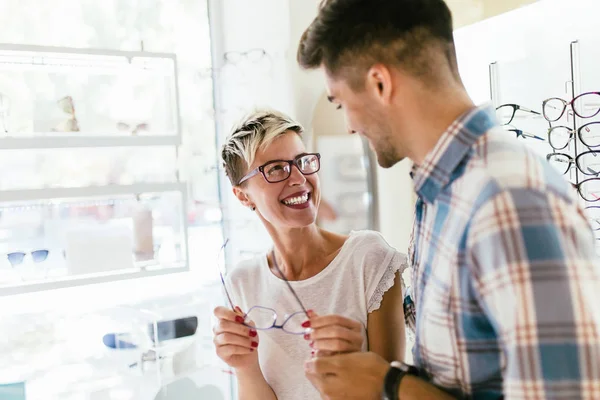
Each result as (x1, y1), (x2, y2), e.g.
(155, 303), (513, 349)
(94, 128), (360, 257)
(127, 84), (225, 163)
(0, 44), (188, 296)
(0, 289), (231, 400)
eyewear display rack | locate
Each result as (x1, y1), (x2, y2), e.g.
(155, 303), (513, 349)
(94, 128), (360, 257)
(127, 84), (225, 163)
(489, 41), (600, 242)
(0, 43), (189, 296)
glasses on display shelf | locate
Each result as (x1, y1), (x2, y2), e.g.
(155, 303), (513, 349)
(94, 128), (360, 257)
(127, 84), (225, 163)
(238, 153), (321, 185)
(53, 95), (79, 132)
(117, 122), (149, 136)
(217, 240), (309, 335)
(546, 151), (600, 176)
(504, 125), (545, 141)
(496, 103), (541, 125)
(223, 48), (267, 65)
(572, 178), (600, 202)
(6, 249), (50, 266)
(543, 92), (600, 122)
(547, 122), (600, 150)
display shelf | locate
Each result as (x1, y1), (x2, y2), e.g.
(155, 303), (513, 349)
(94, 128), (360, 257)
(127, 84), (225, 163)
(0, 134), (180, 150)
(0, 265), (188, 297)
(0, 182), (186, 203)
(0, 43), (176, 74)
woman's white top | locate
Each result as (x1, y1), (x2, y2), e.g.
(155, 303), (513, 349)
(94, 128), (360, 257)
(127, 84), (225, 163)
(226, 230), (408, 400)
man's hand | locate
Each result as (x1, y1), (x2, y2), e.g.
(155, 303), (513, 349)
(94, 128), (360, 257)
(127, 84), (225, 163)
(304, 351), (389, 400)
(304, 311), (364, 357)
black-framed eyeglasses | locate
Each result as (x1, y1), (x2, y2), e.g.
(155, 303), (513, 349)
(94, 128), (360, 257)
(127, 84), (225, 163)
(496, 103), (541, 126)
(547, 151), (600, 176)
(504, 125), (545, 141)
(238, 153), (321, 185)
(572, 178), (600, 202)
(585, 206), (600, 231)
(216, 240), (309, 335)
(547, 122), (600, 151)
(543, 92), (600, 122)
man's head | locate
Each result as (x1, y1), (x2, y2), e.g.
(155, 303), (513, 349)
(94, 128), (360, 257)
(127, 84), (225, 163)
(298, 0), (462, 167)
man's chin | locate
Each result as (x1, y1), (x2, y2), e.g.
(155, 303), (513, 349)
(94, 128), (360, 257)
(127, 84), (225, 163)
(376, 153), (403, 169)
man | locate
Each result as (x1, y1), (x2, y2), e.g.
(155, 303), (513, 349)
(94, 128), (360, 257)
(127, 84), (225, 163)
(297, 0), (600, 399)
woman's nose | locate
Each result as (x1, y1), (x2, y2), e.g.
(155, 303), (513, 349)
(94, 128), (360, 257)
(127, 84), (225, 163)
(288, 165), (306, 185)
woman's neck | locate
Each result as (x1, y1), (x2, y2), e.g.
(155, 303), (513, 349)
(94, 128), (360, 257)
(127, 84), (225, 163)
(268, 225), (346, 281)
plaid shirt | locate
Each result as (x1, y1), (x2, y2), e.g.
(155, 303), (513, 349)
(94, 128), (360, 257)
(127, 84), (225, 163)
(404, 104), (600, 399)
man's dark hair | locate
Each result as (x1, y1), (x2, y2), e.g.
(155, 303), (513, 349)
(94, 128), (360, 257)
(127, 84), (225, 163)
(297, 0), (458, 89)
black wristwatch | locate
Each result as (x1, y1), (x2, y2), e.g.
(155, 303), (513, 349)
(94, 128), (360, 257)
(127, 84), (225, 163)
(381, 361), (419, 400)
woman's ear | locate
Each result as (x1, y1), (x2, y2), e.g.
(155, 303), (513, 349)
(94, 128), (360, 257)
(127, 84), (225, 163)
(233, 186), (255, 210)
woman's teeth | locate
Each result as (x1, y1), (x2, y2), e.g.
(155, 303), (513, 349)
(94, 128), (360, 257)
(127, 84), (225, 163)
(283, 194), (309, 205)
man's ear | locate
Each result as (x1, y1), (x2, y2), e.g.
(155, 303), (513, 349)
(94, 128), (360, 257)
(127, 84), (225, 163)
(233, 186), (254, 209)
(367, 64), (393, 105)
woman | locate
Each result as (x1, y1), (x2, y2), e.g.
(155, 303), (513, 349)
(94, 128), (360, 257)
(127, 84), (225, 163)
(213, 109), (407, 400)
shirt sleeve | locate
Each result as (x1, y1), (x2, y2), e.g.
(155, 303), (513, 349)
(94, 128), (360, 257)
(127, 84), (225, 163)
(467, 188), (600, 399)
(359, 232), (409, 314)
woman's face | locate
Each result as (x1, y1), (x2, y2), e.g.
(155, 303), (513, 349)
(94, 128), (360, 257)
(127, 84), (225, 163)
(235, 131), (321, 229)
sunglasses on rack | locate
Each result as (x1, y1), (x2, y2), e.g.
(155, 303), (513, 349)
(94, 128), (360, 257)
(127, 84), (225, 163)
(547, 122), (600, 150)
(496, 103), (541, 126)
(217, 240), (309, 335)
(6, 249), (50, 266)
(238, 153), (321, 185)
(547, 151), (600, 176)
(543, 92), (600, 122)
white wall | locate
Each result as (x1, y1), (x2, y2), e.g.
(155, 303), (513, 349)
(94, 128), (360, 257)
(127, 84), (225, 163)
(285, 0), (416, 253)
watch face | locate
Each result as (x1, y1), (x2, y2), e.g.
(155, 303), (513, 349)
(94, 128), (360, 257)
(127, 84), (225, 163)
(391, 360), (408, 371)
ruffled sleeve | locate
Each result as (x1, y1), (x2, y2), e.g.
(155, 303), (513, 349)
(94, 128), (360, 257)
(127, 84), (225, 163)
(367, 251), (409, 313)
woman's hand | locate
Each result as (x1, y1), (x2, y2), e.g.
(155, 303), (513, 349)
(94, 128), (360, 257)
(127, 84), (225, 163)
(213, 306), (260, 371)
(303, 310), (364, 356)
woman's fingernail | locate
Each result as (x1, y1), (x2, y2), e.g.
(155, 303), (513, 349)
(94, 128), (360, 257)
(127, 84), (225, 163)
(235, 306), (242, 313)
(311, 350), (315, 357)
(251, 341), (259, 348)
(301, 321), (311, 328)
(307, 310), (314, 317)
(249, 330), (257, 337)
(304, 333), (311, 340)
(235, 316), (245, 324)
(309, 341), (314, 348)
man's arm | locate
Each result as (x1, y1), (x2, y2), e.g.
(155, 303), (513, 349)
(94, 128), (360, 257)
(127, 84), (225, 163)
(304, 352), (456, 400)
(468, 189), (600, 399)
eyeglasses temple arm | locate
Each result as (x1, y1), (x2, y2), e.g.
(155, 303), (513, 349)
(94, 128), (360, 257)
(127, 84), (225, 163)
(271, 251), (310, 318)
(521, 106), (541, 115)
(238, 168), (260, 185)
(218, 239), (236, 311)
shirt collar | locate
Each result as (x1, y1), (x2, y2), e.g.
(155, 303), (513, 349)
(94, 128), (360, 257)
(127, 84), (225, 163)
(411, 104), (498, 204)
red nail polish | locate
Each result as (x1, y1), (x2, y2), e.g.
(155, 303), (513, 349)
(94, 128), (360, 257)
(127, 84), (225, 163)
(249, 330), (257, 337)
(235, 306), (242, 312)
(309, 341), (314, 348)
(303, 333), (310, 340)
(251, 341), (259, 348)
(301, 321), (311, 328)
(235, 316), (244, 324)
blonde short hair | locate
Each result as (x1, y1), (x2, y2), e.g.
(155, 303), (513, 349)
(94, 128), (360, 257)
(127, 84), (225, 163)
(221, 109), (304, 186)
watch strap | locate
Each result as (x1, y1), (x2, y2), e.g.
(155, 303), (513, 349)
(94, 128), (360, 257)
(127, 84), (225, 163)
(382, 365), (403, 400)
